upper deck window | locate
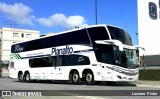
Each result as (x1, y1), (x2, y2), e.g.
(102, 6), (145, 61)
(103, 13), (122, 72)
(87, 27), (110, 43)
(107, 26), (133, 46)
(11, 29), (90, 53)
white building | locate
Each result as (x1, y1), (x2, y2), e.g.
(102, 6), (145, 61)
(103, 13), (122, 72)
(0, 28), (40, 75)
(138, 0), (160, 65)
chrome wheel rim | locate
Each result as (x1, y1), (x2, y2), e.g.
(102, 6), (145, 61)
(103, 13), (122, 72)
(26, 74), (30, 81)
(73, 73), (78, 82)
(86, 73), (92, 83)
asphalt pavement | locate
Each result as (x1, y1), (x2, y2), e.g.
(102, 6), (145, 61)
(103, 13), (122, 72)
(0, 75), (160, 88)
(0, 77), (160, 99)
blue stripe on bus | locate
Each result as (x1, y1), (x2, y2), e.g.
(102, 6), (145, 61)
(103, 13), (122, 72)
(87, 49), (94, 51)
(19, 49), (94, 59)
(21, 54), (51, 59)
(73, 51), (81, 53)
(73, 49), (94, 53)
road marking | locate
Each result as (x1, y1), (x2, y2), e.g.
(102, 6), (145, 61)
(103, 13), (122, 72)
(76, 96), (110, 99)
(62, 92), (111, 99)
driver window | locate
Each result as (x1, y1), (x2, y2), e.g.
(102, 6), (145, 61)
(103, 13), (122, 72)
(121, 51), (127, 65)
(102, 52), (113, 64)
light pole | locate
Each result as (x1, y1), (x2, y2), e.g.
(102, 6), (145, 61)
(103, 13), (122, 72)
(136, 33), (138, 45)
(95, 0), (98, 25)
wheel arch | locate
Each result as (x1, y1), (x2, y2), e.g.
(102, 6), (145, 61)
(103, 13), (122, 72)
(24, 70), (30, 75)
(82, 69), (94, 79)
(18, 71), (23, 76)
(69, 69), (79, 78)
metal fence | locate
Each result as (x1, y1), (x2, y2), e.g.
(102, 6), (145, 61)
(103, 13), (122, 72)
(139, 66), (160, 70)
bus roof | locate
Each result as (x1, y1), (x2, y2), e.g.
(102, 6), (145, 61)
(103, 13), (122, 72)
(12, 24), (125, 45)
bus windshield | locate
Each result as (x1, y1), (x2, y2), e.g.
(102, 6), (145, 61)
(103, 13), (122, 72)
(120, 49), (138, 68)
(94, 44), (138, 68)
(107, 26), (133, 46)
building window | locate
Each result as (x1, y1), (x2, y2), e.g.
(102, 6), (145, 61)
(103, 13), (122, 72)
(21, 33), (24, 38)
(13, 33), (19, 37)
(26, 34), (31, 38)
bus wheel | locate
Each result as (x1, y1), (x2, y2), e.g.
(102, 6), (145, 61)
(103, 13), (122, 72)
(18, 73), (23, 82)
(85, 71), (95, 85)
(71, 71), (81, 85)
(24, 73), (31, 83)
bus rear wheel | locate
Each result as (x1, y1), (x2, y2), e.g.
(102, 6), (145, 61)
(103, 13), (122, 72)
(71, 71), (81, 85)
(85, 71), (95, 85)
(24, 72), (31, 83)
(18, 73), (23, 82)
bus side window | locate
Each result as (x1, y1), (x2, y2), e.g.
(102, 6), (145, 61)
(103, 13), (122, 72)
(78, 56), (90, 65)
(29, 56), (57, 68)
(48, 56), (56, 67)
(57, 55), (90, 66)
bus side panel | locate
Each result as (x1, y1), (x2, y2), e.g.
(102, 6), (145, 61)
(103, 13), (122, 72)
(47, 67), (57, 80)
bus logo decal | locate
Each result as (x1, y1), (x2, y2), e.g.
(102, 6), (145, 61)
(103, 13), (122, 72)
(14, 45), (24, 52)
(51, 46), (73, 56)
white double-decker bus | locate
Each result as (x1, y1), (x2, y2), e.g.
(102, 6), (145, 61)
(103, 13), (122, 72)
(9, 25), (139, 85)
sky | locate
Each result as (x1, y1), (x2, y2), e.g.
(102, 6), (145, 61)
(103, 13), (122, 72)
(0, 0), (138, 45)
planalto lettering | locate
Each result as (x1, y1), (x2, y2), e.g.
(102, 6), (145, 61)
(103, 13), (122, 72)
(52, 46), (73, 56)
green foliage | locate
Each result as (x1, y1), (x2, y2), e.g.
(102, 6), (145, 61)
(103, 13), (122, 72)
(139, 69), (160, 81)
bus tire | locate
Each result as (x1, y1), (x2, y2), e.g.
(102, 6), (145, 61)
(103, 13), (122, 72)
(71, 71), (81, 85)
(24, 72), (31, 83)
(18, 72), (23, 82)
(85, 71), (95, 85)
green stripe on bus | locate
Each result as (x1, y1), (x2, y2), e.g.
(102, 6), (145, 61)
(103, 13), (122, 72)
(17, 54), (22, 59)
(13, 54), (19, 60)
(15, 54), (20, 59)
(10, 54), (20, 60)
(10, 54), (15, 58)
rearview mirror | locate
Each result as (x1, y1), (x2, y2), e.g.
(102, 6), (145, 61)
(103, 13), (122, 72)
(95, 40), (123, 51)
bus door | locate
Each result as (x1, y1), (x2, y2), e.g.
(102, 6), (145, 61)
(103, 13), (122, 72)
(100, 52), (114, 81)
(56, 56), (65, 80)
(47, 56), (57, 80)
(8, 61), (17, 78)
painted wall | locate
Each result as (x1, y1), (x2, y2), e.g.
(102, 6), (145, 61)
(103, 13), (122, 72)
(138, 0), (160, 56)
